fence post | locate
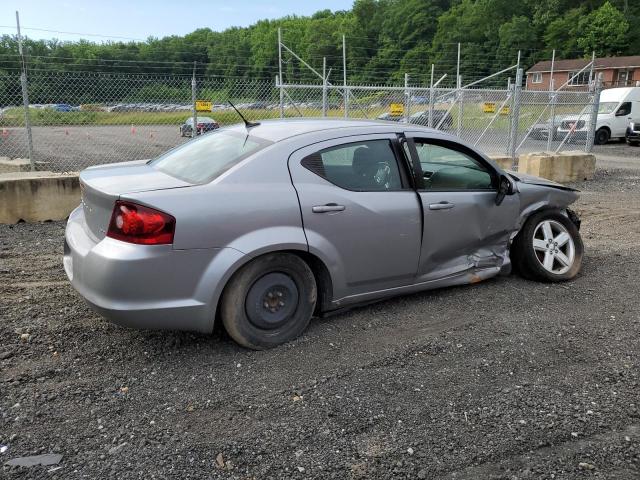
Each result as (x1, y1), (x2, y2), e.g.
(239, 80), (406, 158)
(278, 28), (284, 119)
(508, 68), (523, 163)
(322, 57), (328, 117)
(586, 73), (603, 153)
(19, 72), (34, 170)
(428, 64), (434, 128)
(404, 73), (410, 122)
(16, 11), (34, 170)
(191, 62), (197, 139)
(343, 35), (348, 118)
(456, 75), (463, 138)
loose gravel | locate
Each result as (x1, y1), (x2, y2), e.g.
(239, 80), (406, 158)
(0, 154), (639, 479)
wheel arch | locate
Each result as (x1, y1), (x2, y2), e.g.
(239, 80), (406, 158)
(212, 247), (335, 332)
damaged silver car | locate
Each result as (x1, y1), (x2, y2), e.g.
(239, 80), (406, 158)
(64, 119), (583, 349)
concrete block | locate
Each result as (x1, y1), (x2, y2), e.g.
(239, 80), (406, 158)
(0, 158), (31, 173)
(0, 172), (80, 223)
(489, 156), (515, 171)
(518, 151), (596, 183)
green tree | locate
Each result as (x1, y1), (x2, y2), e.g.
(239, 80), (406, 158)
(577, 1), (630, 55)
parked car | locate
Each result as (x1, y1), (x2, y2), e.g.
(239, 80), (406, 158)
(626, 122), (640, 146)
(52, 104), (73, 112)
(556, 87), (640, 144)
(406, 110), (453, 129)
(180, 116), (220, 137)
(377, 110), (453, 129)
(64, 119), (583, 349)
(377, 112), (403, 122)
(530, 118), (562, 141)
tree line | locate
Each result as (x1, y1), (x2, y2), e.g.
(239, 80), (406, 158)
(0, 0), (638, 88)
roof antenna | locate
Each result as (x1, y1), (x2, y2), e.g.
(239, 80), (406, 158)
(228, 101), (260, 129)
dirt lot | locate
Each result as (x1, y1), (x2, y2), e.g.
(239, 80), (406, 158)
(1, 155), (639, 479)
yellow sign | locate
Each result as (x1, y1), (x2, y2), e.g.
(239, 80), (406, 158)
(195, 100), (212, 112)
(483, 102), (496, 113)
(483, 102), (510, 115)
(390, 103), (404, 115)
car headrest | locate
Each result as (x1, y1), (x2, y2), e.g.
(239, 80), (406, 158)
(352, 146), (378, 177)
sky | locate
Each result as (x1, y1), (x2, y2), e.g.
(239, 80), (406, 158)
(0, 0), (354, 42)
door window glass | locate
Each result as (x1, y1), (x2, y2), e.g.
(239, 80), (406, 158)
(616, 102), (632, 116)
(301, 140), (402, 191)
(412, 141), (494, 190)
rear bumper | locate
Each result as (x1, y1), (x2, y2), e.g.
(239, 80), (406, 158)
(64, 206), (246, 333)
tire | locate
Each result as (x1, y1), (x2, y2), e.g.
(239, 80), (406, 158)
(220, 253), (317, 350)
(626, 138), (639, 146)
(511, 210), (583, 282)
(594, 128), (610, 145)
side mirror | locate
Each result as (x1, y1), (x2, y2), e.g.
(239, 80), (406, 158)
(495, 175), (513, 206)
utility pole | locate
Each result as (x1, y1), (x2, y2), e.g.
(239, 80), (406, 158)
(16, 11), (34, 171)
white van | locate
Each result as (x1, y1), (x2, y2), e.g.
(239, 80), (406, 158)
(556, 87), (640, 145)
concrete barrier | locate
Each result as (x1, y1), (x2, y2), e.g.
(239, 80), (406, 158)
(0, 172), (80, 223)
(0, 157), (48, 173)
(517, 151), (596, 182)
(489, 156), (515, 171)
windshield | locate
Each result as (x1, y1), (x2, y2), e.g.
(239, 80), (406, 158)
(150, 130), (271, 184)
(598, 102), (618, 114)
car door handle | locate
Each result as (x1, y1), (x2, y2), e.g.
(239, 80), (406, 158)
(312, 203), (346, 213)
(429, 201), (455, 210)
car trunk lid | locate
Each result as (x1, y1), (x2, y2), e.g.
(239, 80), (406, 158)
(79, 160), (191, 240)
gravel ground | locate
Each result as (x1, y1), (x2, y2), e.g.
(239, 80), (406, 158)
(1, 155), (639, 479)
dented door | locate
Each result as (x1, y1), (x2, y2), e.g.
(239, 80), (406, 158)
(416, 190), (518, 281)
(404, 136), (519, 282)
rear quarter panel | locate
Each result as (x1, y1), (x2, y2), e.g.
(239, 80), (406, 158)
(123, 142), (307, 254)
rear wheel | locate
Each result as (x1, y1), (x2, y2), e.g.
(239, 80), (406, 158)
(512, 210), (583, 282)
(594, 128), (610, 145)
(220, 253), (317, 350)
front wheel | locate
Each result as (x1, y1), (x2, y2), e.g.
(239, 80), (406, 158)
(594, 128), (610, 145)
(511, 210), (583, 282)
(220, 253), (317, 350)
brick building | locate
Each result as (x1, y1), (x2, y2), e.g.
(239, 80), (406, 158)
(526, 55), (640, 90)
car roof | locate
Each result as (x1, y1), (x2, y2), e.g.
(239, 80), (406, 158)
(222, 117), (440, 142)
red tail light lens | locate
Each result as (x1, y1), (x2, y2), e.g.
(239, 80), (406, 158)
(107, 201), (175, 245)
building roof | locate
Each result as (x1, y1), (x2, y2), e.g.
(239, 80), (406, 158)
(527, 55), (640, 74)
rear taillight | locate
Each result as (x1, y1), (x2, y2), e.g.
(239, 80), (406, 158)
(107, 201), (175, 245)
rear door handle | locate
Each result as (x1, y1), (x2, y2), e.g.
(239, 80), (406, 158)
(312, 203), (346, 213)
(429, 201), (455, 210)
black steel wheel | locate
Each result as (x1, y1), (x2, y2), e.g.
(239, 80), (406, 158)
(220, 253), (316, 349)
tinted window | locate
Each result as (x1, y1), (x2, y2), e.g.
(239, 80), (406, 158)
(150, 130), (270, 184)
(617, 102), (632, 116)
(302, 139), (402, 191)
(413, 141), (494, 190)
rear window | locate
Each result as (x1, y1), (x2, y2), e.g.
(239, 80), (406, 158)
(150, 130), (271, 184)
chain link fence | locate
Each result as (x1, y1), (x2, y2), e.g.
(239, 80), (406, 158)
(0, 70), (599, 173)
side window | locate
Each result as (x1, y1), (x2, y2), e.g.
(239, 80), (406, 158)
(301, 139), (402, 191)
(616, 102), (631, 116)
(413, 140), (494, 190)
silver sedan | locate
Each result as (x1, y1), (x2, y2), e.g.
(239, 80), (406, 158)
(64, 119), (583, 349)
